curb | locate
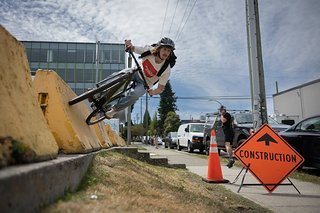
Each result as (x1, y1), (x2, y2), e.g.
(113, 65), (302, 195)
(0, 152), (96, 213)
(110, 147), (187, 169)
(0, 146), (185, 213)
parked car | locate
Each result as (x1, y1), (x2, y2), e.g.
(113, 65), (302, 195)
(177, 123), (205, 153)
(268, 116), (291, 132)
(163, 132), (178, 149)
(157, 137), (163, 145)
(279, 115), (320, 169)
(203, 111), (291, 155)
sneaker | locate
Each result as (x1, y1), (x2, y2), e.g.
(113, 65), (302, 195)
(105, 107), (117, 119)
(226, 159), (235, 168)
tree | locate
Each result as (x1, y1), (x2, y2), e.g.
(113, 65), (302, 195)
(143, 110), (151, 129)
(149, 112), (158, 136)
(158, 80), (178, 135)
(132, 124), (145, 138)
(163, 111), (180, 135)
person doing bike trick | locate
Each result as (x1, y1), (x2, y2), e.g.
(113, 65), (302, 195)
(105, 37), (176, 119)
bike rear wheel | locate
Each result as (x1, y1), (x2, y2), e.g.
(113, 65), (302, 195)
(68, 71), (132, 106)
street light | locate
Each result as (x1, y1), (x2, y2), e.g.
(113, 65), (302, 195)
(208, 99), (223, 108)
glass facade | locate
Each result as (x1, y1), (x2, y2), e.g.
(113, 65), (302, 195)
(22, 41), (126, 95)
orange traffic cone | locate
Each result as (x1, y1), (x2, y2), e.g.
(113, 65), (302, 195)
(202, 129), (229, 183)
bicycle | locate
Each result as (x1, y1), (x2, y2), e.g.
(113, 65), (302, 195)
(68, 50), (149, 125)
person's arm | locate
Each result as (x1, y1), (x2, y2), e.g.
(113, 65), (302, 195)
(148, 84), (165, 96)
(125, 40), (148, 54)
(221, 114), (227, 123)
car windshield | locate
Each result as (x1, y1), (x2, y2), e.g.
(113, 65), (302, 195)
(297, 117), (320, 133)
(268, 117), (280, 124)
(190, 124), (205, 132)
(171, 132), (177, 137)
(234, 113), (253, 124)
(205, 115), (217, 125)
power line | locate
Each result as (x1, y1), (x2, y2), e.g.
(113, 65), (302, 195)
(149, 95), (273, 100)
(160, 0), (170, 39)
(168, 0), (180, 36)
(174, 0), (191, 41)
(175, 0), (198, 42)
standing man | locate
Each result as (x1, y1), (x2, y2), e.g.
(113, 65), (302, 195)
(219, 106), (235, 168)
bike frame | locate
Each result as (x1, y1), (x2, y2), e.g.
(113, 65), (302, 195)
(68, 50), (149, 125)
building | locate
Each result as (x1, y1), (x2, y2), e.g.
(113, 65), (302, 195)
(22, 41), (126, 95)
(273, 78), (320, 123)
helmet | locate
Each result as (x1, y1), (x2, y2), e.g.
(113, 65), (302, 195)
(218, 105), (226, 111)
(157, 37), (175, 50)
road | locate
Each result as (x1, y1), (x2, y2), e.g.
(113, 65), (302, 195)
(136, 143), (320, 213)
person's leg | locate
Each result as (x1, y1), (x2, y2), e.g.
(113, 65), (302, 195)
(155, 136), (158, 149)
(225, 142), (233, 159)
(225, 132), (235, 168)
(225, 142), (235, 168)
(113, 82), (146, 111)
(105, 76), (146, 118)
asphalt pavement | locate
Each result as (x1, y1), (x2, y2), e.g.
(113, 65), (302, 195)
(134, 143), (320, 213)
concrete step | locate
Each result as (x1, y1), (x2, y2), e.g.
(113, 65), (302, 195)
(110, 147), (186, 169)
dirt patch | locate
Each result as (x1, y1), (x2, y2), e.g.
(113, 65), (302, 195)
(42, 151), (271, 213)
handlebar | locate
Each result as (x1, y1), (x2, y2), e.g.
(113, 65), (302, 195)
(125, 48), (150, 91)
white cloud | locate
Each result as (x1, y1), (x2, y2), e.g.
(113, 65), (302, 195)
(1, 0), (319, 120)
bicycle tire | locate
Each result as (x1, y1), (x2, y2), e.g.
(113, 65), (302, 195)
(86, 108), (107, 125)
(68, 72), (132, 105)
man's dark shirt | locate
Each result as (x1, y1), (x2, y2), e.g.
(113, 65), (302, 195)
(222, 112), (233, 130)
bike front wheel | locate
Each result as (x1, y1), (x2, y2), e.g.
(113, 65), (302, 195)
(86, 108), (108, 125)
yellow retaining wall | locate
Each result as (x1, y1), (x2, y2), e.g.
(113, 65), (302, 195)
(114, 133), (126, 147)
(93, 123), (113, 148)
(105, 124), (117, 146)
(33, 70), (101, 153)
(105, 124), (126, 147)
(0, 26), (58, 167)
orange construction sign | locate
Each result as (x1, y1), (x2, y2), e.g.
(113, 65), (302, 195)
(234, 124), (304, 192)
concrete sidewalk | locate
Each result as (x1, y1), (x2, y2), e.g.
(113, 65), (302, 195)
(137, 143), (320, 213)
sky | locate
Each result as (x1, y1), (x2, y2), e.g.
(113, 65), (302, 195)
(1, 0), (320, 122)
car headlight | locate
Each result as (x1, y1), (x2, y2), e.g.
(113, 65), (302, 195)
(192, 136), (203, 142)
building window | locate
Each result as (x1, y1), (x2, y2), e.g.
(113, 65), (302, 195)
(76, 44), (85, 63)
(85, 44), (95, 63)
(26, 48), (32, 62)
(47, 50), (53, 62)
(112, 49), (119, 63)
(67, 49), (76, 63)
(58, 43), (67, 63)
(76, 68), (84, 83)
(120, 49), (125, 63)
(84, 68), (94, 83)
(66, 68), (75, 83)
(50, 43), (59, 63)
(31, 42), (40, 61)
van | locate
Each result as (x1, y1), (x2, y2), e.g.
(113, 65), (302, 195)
(177, 123), (205, 153)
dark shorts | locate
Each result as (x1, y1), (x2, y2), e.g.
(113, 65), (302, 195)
(223, 129), (234, 143)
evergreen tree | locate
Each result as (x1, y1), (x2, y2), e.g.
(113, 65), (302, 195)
(163, 111), (180, 135)
(158, 80), (178, 135)
(143, 109), (151, 133)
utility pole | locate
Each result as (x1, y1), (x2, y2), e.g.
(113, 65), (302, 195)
(140, 98), (143, 124)
(145, 93), (149, 143)
(126, 52), (132, 145)
(246, 0), (268, 131)
(94, 41), (106, 142)
(95, 41), (100, 83)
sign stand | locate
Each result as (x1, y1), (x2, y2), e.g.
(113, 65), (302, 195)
(232, 164), (301, 194)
